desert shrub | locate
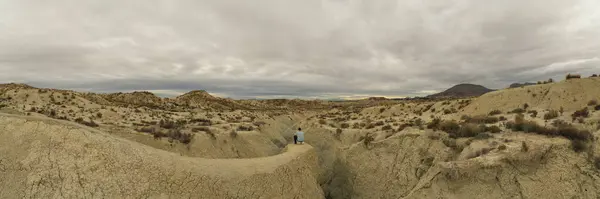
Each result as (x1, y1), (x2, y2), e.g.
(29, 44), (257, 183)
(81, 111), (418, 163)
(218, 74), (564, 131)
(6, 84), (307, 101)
(361, 134), (375, 147)
(167, 129), (194, 144)
(589, 100), (598, 106)
(456, 123), (484, 138)
(510, 108), (525, 114)
(81, 120), (99, 127)
(137, 127), (155, 133)
(379, 107), (386, 113)
(566, 74), (581, 79)
(374, 121), (385, 126)
(571, 139), (587, 153)
(365, 123), (375, 129)
(485, 125), (502, 133)
(319, 119), (327, 125)
(334, 128), (342, 140)
(498, 144), (507, 150)
(237, 125), (254, 131)
(190, 118), (212, 126)
(544, 110), (559, 120)
(488, 110), (502, 116)
(499, 116), (507, 121)
(595, 157), (600, 170)
(341, 123), (350, 129)
(523, 103), (529, 110)
(0, 104), (6, 109)
(159, 119), (179, 129)
(413, 118), (423, 127)
(572, 107), (589, 120)
(521, 141), (529, 152)
(442, 138), (460, 151)
(527, 110), (538, 118)
(352, 123), (360, 129)
(397, 123), (410, 132)
(474, 133), (492, 140)
(464, 115), (499, 124)
(229, 130), (238, 138)
(440, 120), (460, 135)
(382, 125), (392, 131)
(427, 118), (442, 130)
(508, 116), (592, 145)
(551, 119), (569, 128)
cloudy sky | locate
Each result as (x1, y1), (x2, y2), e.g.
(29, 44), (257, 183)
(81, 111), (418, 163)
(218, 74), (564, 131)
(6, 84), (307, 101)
(1, 0), (599, 99)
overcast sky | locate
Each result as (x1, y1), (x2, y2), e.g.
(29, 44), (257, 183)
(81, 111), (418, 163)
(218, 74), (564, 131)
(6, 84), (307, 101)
(1, 0), (599, 99)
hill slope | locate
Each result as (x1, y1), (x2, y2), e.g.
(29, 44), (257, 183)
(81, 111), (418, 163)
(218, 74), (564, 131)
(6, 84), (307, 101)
(463, 77), (600, 115)
(428, 84), (494, 98)
(0, 113), (324, 198)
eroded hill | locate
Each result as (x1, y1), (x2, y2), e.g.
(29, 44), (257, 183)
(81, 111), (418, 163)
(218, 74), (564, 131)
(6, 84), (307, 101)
(1, 76), (600, 199)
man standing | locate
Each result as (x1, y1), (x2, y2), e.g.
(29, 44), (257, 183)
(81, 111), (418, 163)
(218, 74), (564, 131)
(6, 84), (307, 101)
(295, 128), (305, 145)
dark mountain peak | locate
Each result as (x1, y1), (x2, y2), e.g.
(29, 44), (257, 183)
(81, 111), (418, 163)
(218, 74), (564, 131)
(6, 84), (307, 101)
(428, 83), (494, 98)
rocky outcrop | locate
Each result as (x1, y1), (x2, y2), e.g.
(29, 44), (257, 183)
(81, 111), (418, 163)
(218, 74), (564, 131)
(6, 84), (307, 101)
(0, 114), (324, 199)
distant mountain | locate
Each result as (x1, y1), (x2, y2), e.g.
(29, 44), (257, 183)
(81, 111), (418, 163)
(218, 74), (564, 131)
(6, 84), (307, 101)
(427, 84), (494, 98)
(509, 82), (536, 88)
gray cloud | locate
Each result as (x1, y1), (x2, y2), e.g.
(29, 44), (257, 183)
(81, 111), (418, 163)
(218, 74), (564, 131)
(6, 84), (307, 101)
(1, 0), (600, 99)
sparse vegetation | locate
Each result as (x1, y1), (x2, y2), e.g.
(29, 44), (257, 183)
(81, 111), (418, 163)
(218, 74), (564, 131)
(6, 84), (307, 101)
(341, 123), (350, 129)
(462, 115), (499, 124)
(498, 144), (507, 150)
(361, 134), (375, 148)
(334, 128), (342, 140)
(488, 110), (502, 116)
(544, 110), (559, 120)
(382, 125), (392, 131)
(509, 108), (525, 114)
(319, 119), (327, 125)
(506, 115), (592, 152)
(229, 130), (238, 138)
(237, 125), (254, 131)
(571, 107), (589, 121)
(589, 100), (598, 106)
(566, 74), (581, 79)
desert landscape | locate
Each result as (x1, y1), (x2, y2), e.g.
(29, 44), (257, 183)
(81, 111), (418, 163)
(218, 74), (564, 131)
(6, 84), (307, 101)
(0, 74), (599, 198)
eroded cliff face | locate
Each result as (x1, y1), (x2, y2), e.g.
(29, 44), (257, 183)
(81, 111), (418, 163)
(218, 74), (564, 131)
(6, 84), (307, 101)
(0, 114), (324, 199)
(328, 130), (600, 199)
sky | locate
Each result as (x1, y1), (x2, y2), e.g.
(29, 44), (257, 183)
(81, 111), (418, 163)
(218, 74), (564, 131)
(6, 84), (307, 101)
(1, 0), (600, 99)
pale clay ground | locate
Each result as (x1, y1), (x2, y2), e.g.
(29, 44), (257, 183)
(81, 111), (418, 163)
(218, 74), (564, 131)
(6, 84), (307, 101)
(0, 77), (600, 198)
